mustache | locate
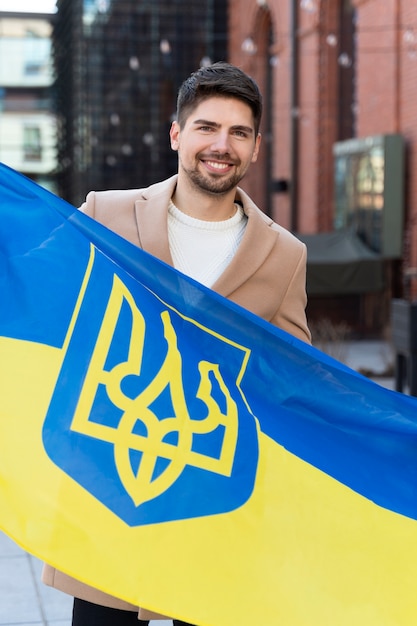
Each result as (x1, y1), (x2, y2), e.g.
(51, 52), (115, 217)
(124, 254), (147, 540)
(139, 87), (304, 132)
(198, 153), (240, 165)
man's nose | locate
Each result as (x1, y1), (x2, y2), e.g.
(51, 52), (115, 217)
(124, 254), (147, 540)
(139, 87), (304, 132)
(210, 131), (231, 153)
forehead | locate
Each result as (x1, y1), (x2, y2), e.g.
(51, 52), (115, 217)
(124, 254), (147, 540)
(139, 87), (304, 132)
(185, 96), (255, 131)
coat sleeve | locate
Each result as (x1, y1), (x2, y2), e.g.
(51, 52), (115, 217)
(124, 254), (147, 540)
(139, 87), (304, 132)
(270, 242), (311, 344)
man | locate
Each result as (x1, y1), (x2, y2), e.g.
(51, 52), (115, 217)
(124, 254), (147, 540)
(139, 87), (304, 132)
(42, 61), (311, 625)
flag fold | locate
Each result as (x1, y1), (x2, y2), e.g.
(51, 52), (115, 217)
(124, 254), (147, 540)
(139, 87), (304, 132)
(1, 162), (417, 626)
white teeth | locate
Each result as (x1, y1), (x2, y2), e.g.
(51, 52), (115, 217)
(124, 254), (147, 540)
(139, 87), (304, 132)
(206, 161), (229, 170)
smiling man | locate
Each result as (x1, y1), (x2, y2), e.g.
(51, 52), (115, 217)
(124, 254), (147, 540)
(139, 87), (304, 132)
(42, 61), (311, 626)
(171, 98), (260, 206)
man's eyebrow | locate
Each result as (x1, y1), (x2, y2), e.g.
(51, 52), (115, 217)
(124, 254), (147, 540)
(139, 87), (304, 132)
(231, 124), (254, 135)
(192, 118), (220, 128)
(192, 119), (254, 134)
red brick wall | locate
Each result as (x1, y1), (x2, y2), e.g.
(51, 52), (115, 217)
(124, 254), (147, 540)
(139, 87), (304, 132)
(229, 0), (295, 229)
(353, 0), (417, 298)
(228, 0), (334, 233)
(355, 0), (399, 135)
(229, 0), (417, 303)
(398, 1), (417, 298)
(297, 8), (320, 232)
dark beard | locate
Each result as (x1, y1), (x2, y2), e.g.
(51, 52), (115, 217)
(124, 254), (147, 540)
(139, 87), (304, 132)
(185, 167), (243, 195)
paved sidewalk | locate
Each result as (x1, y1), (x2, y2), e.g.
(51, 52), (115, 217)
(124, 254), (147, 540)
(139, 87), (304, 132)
(339, 339), (395, 389)
(0, 341), (400, 625)
(0, 532), (72, 626)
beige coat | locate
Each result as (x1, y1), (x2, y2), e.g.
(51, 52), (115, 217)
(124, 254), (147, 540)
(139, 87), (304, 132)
(42, 175), (311, 620)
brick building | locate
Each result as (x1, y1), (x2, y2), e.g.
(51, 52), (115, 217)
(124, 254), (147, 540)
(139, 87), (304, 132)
(228, 0), (417, 335)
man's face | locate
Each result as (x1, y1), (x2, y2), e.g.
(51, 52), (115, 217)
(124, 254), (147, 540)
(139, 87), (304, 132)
(170, 96), (261, 196)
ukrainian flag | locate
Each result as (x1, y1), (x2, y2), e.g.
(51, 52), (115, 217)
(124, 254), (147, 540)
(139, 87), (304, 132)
(1, 162), (417, 626)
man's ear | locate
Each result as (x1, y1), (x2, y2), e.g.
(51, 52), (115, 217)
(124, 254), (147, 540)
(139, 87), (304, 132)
(251, 133), (262, 163)
(169, 121), (180, 151)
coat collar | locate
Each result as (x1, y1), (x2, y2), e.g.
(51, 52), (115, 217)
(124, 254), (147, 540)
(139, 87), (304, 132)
(134, 175), (280, 298)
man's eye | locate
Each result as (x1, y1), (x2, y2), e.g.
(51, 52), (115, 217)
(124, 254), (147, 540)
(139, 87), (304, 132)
(234, 130), (249, 138)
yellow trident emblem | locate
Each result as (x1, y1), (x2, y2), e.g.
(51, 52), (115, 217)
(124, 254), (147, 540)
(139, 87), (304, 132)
(70, 274), (241, 507)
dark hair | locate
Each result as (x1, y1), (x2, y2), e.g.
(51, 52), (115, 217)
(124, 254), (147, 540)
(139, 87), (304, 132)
(176, 62), (263, 135)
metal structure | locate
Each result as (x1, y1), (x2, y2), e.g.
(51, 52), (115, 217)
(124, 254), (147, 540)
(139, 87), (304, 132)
(53, 0), (227, 205)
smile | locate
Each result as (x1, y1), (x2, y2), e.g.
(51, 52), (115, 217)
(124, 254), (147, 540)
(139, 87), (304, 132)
(204, 160), (232, 171)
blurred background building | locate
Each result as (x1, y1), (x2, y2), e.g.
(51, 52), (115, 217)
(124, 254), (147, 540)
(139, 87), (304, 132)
(53, 0), (227, 206)
(228, 0), (416, 339)
(0, 10), (57, 192)
(1, 0), (417, 341)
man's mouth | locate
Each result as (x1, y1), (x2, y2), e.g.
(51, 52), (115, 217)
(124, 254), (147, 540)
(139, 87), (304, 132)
(203, 160), (233, 172)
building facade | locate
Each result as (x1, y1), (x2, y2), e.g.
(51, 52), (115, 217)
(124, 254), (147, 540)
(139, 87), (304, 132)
(228, 0), (417, 334)
(0, 11), (57, 192)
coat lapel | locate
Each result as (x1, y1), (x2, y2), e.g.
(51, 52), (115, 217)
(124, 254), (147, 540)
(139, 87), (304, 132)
(133, 176), (177, 266)
(133, 177), (280, 297)
(211, 189), (280, 298)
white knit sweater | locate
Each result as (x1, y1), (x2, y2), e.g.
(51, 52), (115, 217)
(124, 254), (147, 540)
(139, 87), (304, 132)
(167, 201), (247, 287)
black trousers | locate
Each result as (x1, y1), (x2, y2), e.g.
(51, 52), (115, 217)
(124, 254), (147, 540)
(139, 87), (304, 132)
(72, 598), (197, 626)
